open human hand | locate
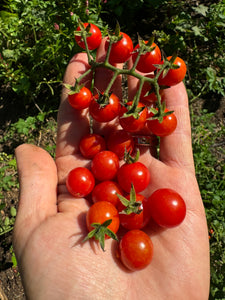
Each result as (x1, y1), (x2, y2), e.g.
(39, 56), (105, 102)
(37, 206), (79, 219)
(13, 39), (210, 300)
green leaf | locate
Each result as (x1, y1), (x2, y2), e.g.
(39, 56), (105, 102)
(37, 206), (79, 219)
(10, 206), (17, 217)
(0, 11), (17, 21)
(2, 49), (15, 58)
(192, 26), (204, 38)
(192, 4), (208, 17)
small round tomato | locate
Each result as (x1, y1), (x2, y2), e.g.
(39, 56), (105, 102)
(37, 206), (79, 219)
(105, 32), (133, 64)
(117, 161), (150, 193)
(119, 102), (148, 133)
(119, 229), (154, 271)
(66, 167), (95, 198)
(68, 87), (92, 110)
(146, 108), (177, 137)
(118, 193), (150, 230)
(158, 56), (187, 86)
(132, 41), (162, 73)
(75, 23), (102, 50)
(107, 129), (134, 160)
(148, 188), (186, 228)
(91, 150), (119, 181)
(86, 201), (120, 238)
(79, 133), (106, 159)
(92, 180), (123, 207)
(89, 93), (121, 123)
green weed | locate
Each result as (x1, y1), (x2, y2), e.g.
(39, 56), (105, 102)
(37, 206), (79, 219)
(192, 110), (225, 299)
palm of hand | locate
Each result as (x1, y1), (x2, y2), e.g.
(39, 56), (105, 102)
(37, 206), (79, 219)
(14, 46), (210, 300)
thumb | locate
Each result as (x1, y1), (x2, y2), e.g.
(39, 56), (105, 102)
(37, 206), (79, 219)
(13, 144), (58, 256)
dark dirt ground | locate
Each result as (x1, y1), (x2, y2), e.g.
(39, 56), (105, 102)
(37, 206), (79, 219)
(0, 87), (225, 299)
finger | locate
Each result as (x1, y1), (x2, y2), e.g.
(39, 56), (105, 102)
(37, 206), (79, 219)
(159, 82), (195, 172)
(56, 39), (124, 160)
(56, 52), (93, 159)
(56, 38), (126, 185)
(13, 144), (58, 255)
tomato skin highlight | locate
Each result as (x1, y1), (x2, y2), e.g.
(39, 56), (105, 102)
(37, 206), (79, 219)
(86, 201), (120, 238)
(118, 194), (150, 230)
(117, 161), (150, 193)
(79, 133), (106, 159)
(158, 56), (187, 86)
(119, 229), (154, 271)
(75, 23), (102, 50)
(89, 93), (121, 123)
(132, 42), (162, 73)
(107, 129), (134, 160)
(105, 32), (133, 64)
(147, 188), (186, 228)
(92, 180), (123, 207)
(91, 150), (119, 181)
(146, 108), (177, 137)
(66, 167), (95, 198)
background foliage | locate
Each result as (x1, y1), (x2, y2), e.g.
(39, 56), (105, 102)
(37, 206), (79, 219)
(0, 0), (224, 299)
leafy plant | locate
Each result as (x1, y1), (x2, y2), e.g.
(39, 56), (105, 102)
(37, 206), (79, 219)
(0, 0), (107, 107)
(1, 110), (57, 156)
(0, 152), (17, 236)
(104, 0), (225, 100)
(192, 110), (225, 299)
(0, 202), (16, 236)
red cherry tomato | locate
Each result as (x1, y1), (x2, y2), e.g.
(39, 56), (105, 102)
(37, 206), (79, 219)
(146, 108), (177, 137)
(119, 229), (154, 271)
(158, 56), (187, 86)
(132, 41), (162, 73)
(91, 150), (119, 181)
(89, 93), (121, 123)
(92, 180), (123, 207)
(119, 102), (148, 133)
(79, 133), (106, 159)
(105, 32), (133, 64)
(118, 193), (150, 230)
(68, 87), (92, 110)
(117, 161), (150, 193)
(148, 188), (186, 228)
(86, 201), (120, 238)
(107, 129), (134, 160)
(75, 23), (102, 50)
(66, 167), (95, 198)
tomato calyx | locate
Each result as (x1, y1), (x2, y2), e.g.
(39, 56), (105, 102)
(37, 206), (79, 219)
(74, 21), (92, 38)
(148, 102), (174, 123)
(123, 148), (140, 164)
(121, 99), (145, 120)
(156, 52), (180, 82)
(63, 80), (85, 95)
(107, 22), (124, 44)
(83, 219), (118, 251)
(137, 36), (156, 55)
(93, 91), (113, 108)
(117, 184), (143, 215)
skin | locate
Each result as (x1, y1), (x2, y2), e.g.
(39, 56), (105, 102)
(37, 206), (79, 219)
(13, 39), (210, 300)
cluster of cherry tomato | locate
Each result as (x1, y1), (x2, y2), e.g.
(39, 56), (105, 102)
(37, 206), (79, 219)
(65, 21), (187, 271)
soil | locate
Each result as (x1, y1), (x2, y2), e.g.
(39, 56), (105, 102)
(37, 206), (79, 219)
(0, 82), (225, 300)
